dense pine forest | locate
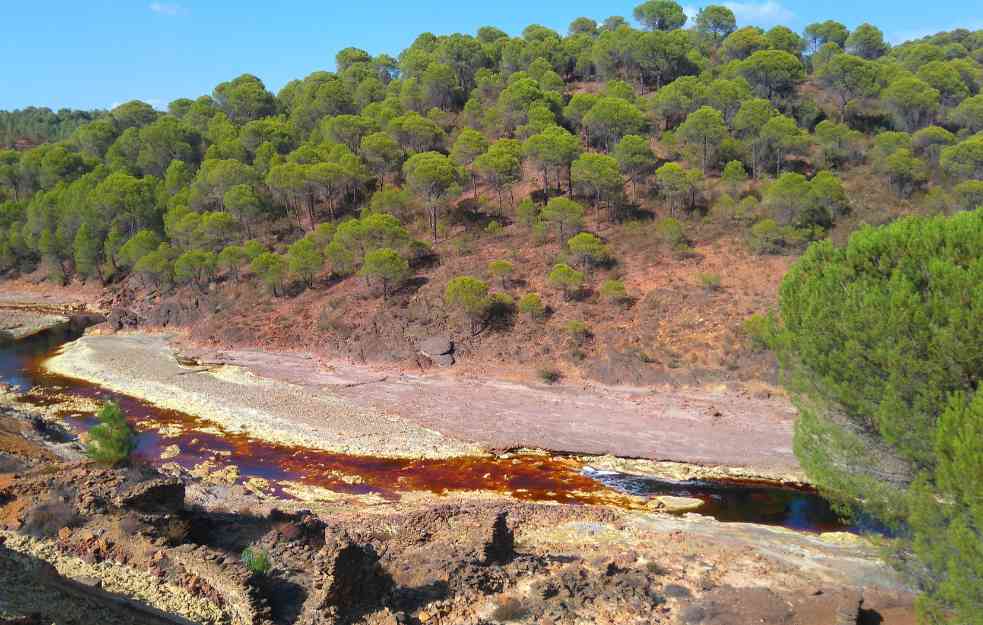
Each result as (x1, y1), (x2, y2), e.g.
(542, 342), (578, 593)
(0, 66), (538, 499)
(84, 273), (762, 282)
(1, 4), (982, 622)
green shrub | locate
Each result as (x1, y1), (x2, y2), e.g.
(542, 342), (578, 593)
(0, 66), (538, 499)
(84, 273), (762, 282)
(538, 368), (562, 384)
(444, 276), (490, 333)
(654, 217), (687, 249)
(698, 272), (721, 291)
(488, 259), (514, 288)
(85, 401), (135, 466)
(241, 547), (272, 575)
(776, 210), (983, 622)
(518, 293), (545, 320)
(485, 220), (504, 236)
(547, 263), (584, 300)
(564, 320), (591, 345)
(600, 279), (628, 304)
(741, 313), (774, 351)
(487, 292), (515, 324)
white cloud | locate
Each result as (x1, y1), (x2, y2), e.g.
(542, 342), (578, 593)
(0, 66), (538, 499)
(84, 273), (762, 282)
(723, 1), (793, 27)
(149, 2), (183, 16)
(682, 1), (792, 28)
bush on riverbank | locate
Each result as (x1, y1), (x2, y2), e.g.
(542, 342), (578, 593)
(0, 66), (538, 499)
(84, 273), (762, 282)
(775, 208), (983, 623)
(85, 401), (135, 466)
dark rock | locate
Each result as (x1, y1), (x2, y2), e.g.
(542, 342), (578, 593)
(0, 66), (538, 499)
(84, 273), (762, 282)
(298, 529), (392, 624)
(107, 307), (139, 331)
(428, 353), (455, 368)
(320, 529), (392, 609)
(114, 478), (185, 514)
(418, 336), (453, 357)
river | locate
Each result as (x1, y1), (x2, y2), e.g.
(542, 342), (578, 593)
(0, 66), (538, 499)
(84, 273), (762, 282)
(0, 326), (850, 532)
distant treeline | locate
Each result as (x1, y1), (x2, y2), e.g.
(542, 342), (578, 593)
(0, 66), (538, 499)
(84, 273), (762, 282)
(0, 107), (105, 148)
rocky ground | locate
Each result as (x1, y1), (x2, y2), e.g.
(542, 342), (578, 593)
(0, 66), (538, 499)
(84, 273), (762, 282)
(0, 453), (916, 625)
(0, 299), (918, 624)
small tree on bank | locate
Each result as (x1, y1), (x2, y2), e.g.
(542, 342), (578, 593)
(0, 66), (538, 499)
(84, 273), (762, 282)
(444, 276), (490, 335)
(85, 401), (135, 466)
(360, 247), (410, 299)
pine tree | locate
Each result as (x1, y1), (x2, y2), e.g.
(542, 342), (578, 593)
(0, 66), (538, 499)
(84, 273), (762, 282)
(85, 401), (135, 466)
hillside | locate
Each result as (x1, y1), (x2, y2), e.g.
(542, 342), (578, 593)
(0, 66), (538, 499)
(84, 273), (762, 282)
(1, 14), (982, 384)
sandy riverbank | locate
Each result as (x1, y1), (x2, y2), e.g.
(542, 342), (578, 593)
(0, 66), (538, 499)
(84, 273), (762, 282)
(0, 307), (69, 341)
(44, 334), (482, 459)
(45, 332), (804, 477)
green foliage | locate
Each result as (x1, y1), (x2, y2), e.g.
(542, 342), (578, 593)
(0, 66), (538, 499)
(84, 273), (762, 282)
(547, 263), (584, 299)
(571, 152), (623, 216)
(633, 0), (686, 32)
(881, 149), (930, 197)
(698, 272), (721, 291)
(776, 211), (983, 622)
(117, 229), (162, 269)
(763, 171), (847, 229)
(487, 259), (513, 288)
(721, 160), (747, 193)
(518, 292), (545, 320)
(906, 390), (983, 625)
(952, 180), (983, 211)
(778, 209), (982, 515)
(444, 276), (490, 332)
(287, 237), (324, 286)
(360, 247), (410, 299)
(85, 401), (135, 467)
(940, 135), (983, 181)
(654, 217), (687, 248)
(746, 218), (810, 254)
(882, 77), (940, 132)
(250, 252), (288, 296)
(241, 547), (272, 575)
(174, 250), (217, 289)
(845, 22), (888, 59)
(403, 151), (463, 240)
(599, 279), (628, 304)
(741, 313), (774, 351)
(563, 319), (591, 345)
(72, 223), (101, 279)
(676, 106), (728, 172)
(217, 244), (250, 282)
(566, 232), (609, 270)
(541, 197), (585, 240)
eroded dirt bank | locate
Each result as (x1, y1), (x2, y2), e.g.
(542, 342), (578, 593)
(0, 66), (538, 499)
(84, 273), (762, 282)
(46, 332), (803, 477)
(0, 459), (915, 625)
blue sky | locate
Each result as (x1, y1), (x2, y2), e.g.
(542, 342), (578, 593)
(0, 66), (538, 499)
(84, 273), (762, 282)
(1, 1), (978, 111)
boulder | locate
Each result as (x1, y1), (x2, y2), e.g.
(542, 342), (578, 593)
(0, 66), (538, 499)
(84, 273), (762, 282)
(106, 307), (139, 331)
(114, 478), (185, 514)
(428, 353), (455, 368)
(298, 529), (392, 624)
(320, 528), (392, 609)
(648, 495), (705, 513)
(418, 336), (452, 356)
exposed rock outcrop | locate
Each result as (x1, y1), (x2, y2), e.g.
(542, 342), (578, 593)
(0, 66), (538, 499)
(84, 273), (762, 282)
(170, 544), (274, 625)
(114, 477), (185, 515)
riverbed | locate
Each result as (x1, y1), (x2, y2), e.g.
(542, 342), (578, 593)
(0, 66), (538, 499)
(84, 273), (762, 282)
(2, 327), (849, 532)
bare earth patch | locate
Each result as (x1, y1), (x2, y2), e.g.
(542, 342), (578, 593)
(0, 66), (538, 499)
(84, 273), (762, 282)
(49, 332), (801, 475)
